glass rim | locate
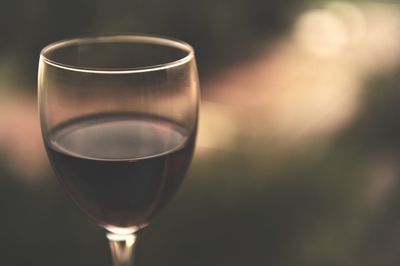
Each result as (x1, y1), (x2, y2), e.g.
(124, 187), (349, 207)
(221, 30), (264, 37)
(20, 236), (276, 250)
(40, 34), (195, 74)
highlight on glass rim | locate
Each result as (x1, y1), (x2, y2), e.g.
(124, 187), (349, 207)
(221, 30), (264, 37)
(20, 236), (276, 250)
(1, 1), (400, 265)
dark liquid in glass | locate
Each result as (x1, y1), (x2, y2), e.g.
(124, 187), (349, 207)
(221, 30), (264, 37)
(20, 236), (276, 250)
(45, 114), (195, 228)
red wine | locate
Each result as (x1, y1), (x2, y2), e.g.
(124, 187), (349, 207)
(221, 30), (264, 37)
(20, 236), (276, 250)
(45, 114), (195, 229)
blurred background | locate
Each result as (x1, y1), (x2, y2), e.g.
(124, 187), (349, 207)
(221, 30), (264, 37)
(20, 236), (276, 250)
(1, 0), (400, 265)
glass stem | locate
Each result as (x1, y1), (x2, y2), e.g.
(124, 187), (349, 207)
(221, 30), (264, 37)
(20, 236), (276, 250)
(107, 233), (137, 266)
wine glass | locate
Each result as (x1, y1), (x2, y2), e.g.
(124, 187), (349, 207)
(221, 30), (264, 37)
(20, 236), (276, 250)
(38, 34), (199, 266)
